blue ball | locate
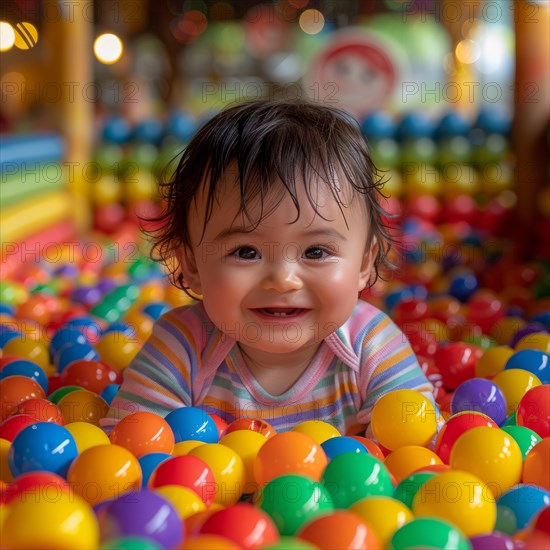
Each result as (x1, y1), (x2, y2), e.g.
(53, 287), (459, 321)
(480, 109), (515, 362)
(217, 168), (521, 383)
(448, 272), (479, 302)
(497, 484), (550, 529)
(504, 349), (549, 384)
(476, 109), (512, 135)
(164, 407), (219, 443)
(50, 326), (90, 357)
(361, 111), (396, 140)
(396, 112), (435, 140)
(143, 302), (171, 321)
(138, 452), (173, 487)
(436, 111), (471, 138)
(100, 383), (120, 405)
(102, 322), (137, 338)
(321, 436), (368, 460)
(55, 341), (99, 372)
(0, 360), (49, 393)
(103, 115), (132, 144)
(0, 303), (14, 316)
(531, 311), (550, 330)
(9, 423), (78, 477)
(167, 111), (197, 142)
(0, 326), (22, 347)
(134, 118), (164, 144)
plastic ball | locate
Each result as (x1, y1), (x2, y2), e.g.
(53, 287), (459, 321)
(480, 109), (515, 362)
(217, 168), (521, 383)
(475, 346), (515, 378)
(321, 452), (393, 508)
(223, 417), (275, 438)
(297, 510), (380, 550)
(13, 397), (64, 424)
(397, 112), (435, 140)
(516, 385), (550, 438)
(515, 332), (550, 354)
(138, 452), (172, 488)
(320, 436), (368, 460)
(1, 471), (70, 505)
(165, 407), (219, 444)
(155, 484), (206, 520)
(57, 389), (109, 425)
(1, 489), (99, 549)
(101, 383), (120, 405)
(149, 454), (216, 507)
(199, 503), (279, 549)
(361, 111), (396, 140)
(413, 470), (496, 537)
(48, 384), (84, 404)
(9, 422), (78, 477)
(0, 437), (12, 482)
(371, 389), (437, 450)
(0, 414), (37, 441)
(56, 341), (100, 372)
(67, 444), (142, 505)
(497, 484), (550, 530)
(491, 317), (527, 346)
(219, 429), (268, 489)
(492, 369), (542, 415)
(384, 446), (443, 483)
(102, 489), (183, 549)
(109, 411), (175, 457)
(60, 359), (121, 394)
(292, 420), (340, 444)
(0, 375), (46, 421)
(523, 437), (550, 490)
(173, 440), (205, 455)
(0, 360), (48, 393)
(347, 436), (385, 460)
(350, 496), (413, 547)
(500, 425), (542, 460)
(469, 532), (515, 550)
(253, 431), (327, 488)
(450, 426), (522, 497)
(95, 331), (141, 371)
(208, 413), (228, 438)
(434, 342), (482, 389)
(2, 337), (50, 371)
(103, 115), (132, 144)
(99, 538), (163, 550)
(450, 378), (507, 425)
(393, 471), (436, 509)
(167, 111), (197, 142)
(389, 516), (471, 550)
(259, 537), (317, 550)
(257, 474), (334, 536)
(65, 421), (111, 453)
(189, 443), (245, 506)
(505, 349), (549, 384)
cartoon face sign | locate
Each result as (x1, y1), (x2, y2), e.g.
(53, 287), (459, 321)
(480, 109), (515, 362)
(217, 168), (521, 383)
(306, 32), (397, 119)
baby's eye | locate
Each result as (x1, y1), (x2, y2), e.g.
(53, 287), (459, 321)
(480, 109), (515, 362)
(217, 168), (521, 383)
(304, 247), (332, 260)
(233, 247), (259, 260)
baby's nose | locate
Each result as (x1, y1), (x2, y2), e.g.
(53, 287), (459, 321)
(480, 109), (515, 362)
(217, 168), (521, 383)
(261, 261), (303, 292)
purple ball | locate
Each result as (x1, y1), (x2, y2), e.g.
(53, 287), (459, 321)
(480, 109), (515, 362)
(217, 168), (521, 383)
(101, 490), (183, 549)
(510, 323), (548, 348)
(470, 532), (515, 550)
(451, 378), (507, 426)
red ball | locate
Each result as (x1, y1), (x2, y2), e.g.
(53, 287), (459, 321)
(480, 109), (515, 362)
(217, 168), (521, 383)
(208, 413), (229, 439)
(149, 455), (216, 507)
(402, 322), (438, 357)
(393, 298), (429, 326)
(466, 290), (504, 335)
(60, 360), (121, 394)
(434, 342), (482, 389)
(199, 503), (279, 549)
(406, 194), (441, 223)
(94, 203), (127, 234)
(13, 398), (64, 424)
(224, 418), (276, 439)
(517, 385), (550, 438)
(0, 414), (37, 441)
(1, 471), (70, 505)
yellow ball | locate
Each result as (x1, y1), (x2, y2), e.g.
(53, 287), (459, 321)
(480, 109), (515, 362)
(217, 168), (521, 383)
(189, 443), (245, 506)
(384, 445), (443, 483)
(57, 390), (109, 426)
(515, 333), (550, 354)
(155, 484), (206, 520)
(180, 535), (240, 549)
(0, 438), (13, 483)
(220, 429), (269, 490)
(491, 317), (527, 345)
(124, 310), (154, 342)
(350, 496), (413, 547)
(292, 420), (341, 445)
(492, 369), (542, 415)
(371, 389), (438, 450)
(450, 427), (522, 497)
(3, 336), (50, 371)
(173, 440), (205, 456)
(65, 421), (111, 453)
(96, 331), (142, 371)
(475, 346), (515, 378)
(1, 490), (99, 549)
(413, 470), (496, 538)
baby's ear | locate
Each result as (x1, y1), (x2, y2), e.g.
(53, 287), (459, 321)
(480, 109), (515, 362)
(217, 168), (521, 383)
(358, 237), (379, 292)
(177, 245), (203, 295)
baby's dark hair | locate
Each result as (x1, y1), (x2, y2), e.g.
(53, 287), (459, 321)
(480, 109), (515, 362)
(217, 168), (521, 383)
(147, 99), (395, 292)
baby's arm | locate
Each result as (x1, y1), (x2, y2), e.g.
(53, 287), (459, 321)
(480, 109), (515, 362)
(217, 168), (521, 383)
(355, 312), (436, 428)
(100, 311), (196, 434)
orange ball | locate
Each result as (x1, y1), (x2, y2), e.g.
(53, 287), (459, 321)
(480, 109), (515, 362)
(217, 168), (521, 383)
(523, 437), (550, 491)
(298, 510), (380, 549)
(57, 389), (109, 426)
(384, 446), (443, 483)
(109, 411), (175, 457)
(0, 375), (46, 422)
(253, 431), (327, 487)
(13, 398), (64, 424)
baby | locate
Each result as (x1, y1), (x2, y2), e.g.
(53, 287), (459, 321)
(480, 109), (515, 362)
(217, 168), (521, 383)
(101, 100), (434, 435)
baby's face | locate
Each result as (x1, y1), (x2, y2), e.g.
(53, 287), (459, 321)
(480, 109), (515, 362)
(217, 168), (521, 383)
(181, 169), (376, 355)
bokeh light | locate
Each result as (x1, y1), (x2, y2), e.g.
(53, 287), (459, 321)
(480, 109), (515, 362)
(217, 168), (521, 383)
(0, 21), (15, 51)
(455, 39), (481, 64)
(13, 22), (38, 50)
(299, 9), (325, 35)
(94, 33), (123, 64)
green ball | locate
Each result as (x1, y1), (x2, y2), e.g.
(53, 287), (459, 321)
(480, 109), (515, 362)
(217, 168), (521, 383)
(257, 474), (333, 536)
(401, 138), (438, 165)
(389, 517), (472, 549)
(370, 138), (401, 169)
(100, 538), (162, 550)
(501, 425), (542, 460)
(261, 537), (318, 550)
(502, 411), (517, 427)
(393, 471), (436, 509)
(437, 136), (472, 165)
(321, 452), (393, 509)
(94, 144), (124, 171)
(48, 385), (84, 404)
(495, 504), (517, 535)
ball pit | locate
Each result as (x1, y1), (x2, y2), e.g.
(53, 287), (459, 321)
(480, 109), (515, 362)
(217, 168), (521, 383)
(1, 123), (549, 548)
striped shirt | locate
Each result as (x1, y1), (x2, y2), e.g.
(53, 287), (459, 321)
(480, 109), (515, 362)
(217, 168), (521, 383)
(101, 300), (434, 435)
